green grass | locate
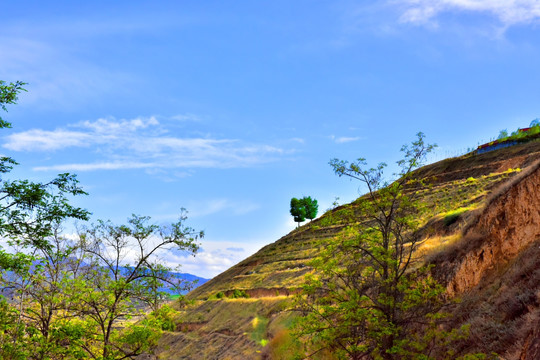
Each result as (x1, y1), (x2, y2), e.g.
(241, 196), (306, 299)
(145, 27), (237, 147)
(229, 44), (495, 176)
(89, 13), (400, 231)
(251, 316), (269, 346)
(443, 206), (475, 226)
(188, 142), (539, 301)
(159, 142), (540, 360)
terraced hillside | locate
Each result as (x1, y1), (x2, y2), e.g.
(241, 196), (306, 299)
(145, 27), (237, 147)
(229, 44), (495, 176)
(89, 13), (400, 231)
(146, 140), (540, 360)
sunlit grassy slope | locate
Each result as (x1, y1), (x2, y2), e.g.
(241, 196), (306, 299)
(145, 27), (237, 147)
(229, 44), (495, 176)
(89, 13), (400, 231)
(151, 140), (540, 360)
(188, 141), (540, 301)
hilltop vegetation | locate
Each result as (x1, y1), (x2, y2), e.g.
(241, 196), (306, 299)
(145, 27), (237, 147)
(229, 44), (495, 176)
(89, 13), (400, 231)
(153, 136), (540, 359)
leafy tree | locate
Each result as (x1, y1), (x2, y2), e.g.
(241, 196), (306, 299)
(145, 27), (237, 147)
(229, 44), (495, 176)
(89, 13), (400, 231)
(1, 225), (90, 359)
(530, 118), (540, 128)
(290, 197), (306, 227)
(0, 82), (204, 359)
(76, 212), (202, 360)
(0, 80), (89, 263)
(290, 196), (319, 226)
(0, 80), (26, 129)
(295, 133), (465, 359)
(0, 81), (90, 359)
(2, 212), (202, 360)
(301, 196), (318, 222)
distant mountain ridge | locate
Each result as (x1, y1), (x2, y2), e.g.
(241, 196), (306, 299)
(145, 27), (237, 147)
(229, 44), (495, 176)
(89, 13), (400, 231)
(0, 264), (209, 298)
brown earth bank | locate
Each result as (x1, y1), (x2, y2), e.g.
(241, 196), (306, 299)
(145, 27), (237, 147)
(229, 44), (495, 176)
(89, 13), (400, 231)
(145, 142), (540, 359)
(429, 160), (540, 359)
(432, 160), (540, 296)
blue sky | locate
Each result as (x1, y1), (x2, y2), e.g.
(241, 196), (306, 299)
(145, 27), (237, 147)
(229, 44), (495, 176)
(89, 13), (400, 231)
(1, 1), (540, 278)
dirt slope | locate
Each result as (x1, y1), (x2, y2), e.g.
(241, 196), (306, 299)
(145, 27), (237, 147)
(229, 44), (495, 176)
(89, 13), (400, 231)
(148, 140), (540, 359)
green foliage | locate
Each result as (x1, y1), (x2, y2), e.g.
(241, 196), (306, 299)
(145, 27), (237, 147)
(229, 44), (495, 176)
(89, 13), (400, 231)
(0, 81), (89, 260)
(295, 133), (469, 359)
(489, 121), (540, 146)
(73, 213), (202, 359)
(251, 316), (269, 346)
(443, 206), (472, 226)
(0, 80), (204, 360)
(0, 80), (26, 129)
(290, 196), (319, 227)
(333, 207), (355, 224)
(215, 291), (225, 299)
(318, 213), (335, 227)
(0, 298), (29, 360)
(302, 196), (319, 221)
(0, 81), (97, 360)
(231, 289), (250, 298)
(290, 197), (307, 226)
(497, 129), (508, 140)
(146, 305), (179, 331)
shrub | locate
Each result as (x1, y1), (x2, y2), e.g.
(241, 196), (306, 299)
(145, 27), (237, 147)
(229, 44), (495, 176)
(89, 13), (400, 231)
(145, 304), (178, 331)
(231, 289), (249, 299)
(333, 207), (355, 224)
(318, 215), (335, 227)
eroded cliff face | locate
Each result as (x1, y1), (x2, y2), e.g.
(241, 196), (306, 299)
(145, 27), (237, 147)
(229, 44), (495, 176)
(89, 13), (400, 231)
(429, 161), (540, 359)
(445, 162), (540, 296)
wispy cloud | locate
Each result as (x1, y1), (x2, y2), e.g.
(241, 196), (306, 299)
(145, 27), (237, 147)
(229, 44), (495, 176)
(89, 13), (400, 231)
(3, 116), (286, 172)
(330, 135), (362, 144)
(395, 0), (540, 28)
(169, 114), (202, 122)
(290, 137), (305, 144)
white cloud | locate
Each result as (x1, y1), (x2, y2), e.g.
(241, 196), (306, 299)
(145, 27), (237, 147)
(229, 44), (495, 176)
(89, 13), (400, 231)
(4, 129), (93, 151)
(79, 116), (159, 134)
(396, 0), (540, 27)
(157, 239), (270, 278)
(3, 116), (286, 172)
(330, 135), (362, 144)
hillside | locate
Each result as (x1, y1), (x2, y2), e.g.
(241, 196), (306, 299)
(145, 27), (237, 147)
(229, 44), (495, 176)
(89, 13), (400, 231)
(146, 140), (540, 360)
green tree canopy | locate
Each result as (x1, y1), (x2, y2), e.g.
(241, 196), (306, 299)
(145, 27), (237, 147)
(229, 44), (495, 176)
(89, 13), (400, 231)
(0, 80), (89, 266)
(302, 196), (318, 221)
(290, 197), (306, 227)
(0, 80), (91, 358)
(294, 133), (471, 359)
(290, 196), (319, 226)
